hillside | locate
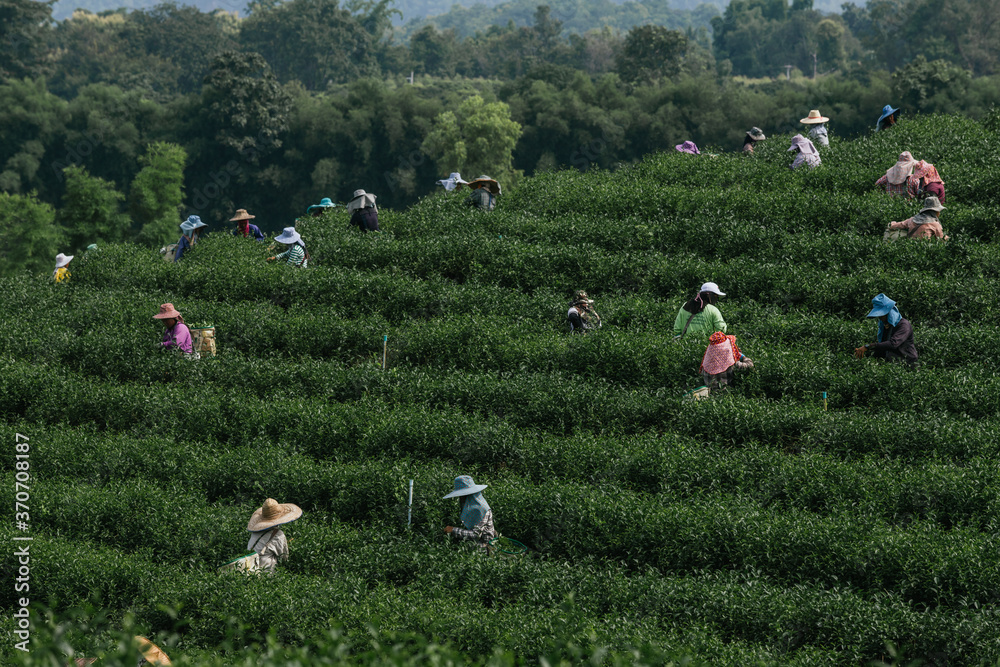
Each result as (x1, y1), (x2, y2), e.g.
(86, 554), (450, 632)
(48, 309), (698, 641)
(4, 113), (1000, 665)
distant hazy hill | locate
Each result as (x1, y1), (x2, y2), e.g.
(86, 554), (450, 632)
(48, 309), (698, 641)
(396, 0), (720, 41)
(52, 0), (843, 24)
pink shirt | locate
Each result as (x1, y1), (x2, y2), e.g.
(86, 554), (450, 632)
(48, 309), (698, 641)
(888, 215), (946, 239)
(162, 323), (193, 353)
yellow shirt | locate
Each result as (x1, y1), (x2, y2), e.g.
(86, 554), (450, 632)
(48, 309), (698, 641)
(54, 267), (71, 283)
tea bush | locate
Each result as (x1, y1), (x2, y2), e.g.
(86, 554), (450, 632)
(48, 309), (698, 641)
(5, 112), (1000, 664)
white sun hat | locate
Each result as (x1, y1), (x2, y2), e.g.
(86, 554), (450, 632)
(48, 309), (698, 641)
(700, 282), (726, 296)
(274, 227), (302, 245)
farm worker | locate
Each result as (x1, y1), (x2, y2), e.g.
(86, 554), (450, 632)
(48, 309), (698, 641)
(436, 172), (468, 191)
(886, 196), (948, 240)
(306, 197), (337, 217)
(700, 331), (754, 391)
(267, 227), (308, 267)
(675, 141), (700, 155)
(876, 104), (899, 131)
(153, 303), (193, 354)
(230, 209), (265, 241)
(134, 636), (172, 665)
(874, 151), (915, 197)
(567, 290), (601, 333)
(800, 109), (829, 147)
(466, 175), (501, 211)
(443, 475), (497, 547)
(742, 127), (766, 154)
(174, 215), (207, 262)
(854, 293), (918, 367)
(247, 497), (302, 573)
(909, 160), (946, 203)
(53, 253), (73, 282)
(788, 134), (821, 169)
(347, 188), (380, 233)
(674, 282), (727, 339)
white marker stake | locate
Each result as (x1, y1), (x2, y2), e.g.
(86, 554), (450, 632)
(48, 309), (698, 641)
(407, 479), (414, 527)
(382, 335), (388, 371)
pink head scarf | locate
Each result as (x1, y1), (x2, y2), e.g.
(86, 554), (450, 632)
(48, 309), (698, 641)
(700, 332), (743, 375)
(912, 160), (943, 185)
(885, 151), (915, 185)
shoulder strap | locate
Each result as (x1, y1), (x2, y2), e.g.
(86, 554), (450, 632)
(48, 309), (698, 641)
(680, 309), (698, 338)
(249, 528), (275, 551)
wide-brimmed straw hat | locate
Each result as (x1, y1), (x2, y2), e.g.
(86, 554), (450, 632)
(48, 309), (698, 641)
(466, 175), (501, 195)
(919, 196), (945, 213)
(746, 127), (766, 140)
(675, 141), (700, 155)
(700, 281), (725, 296)
(229, 209), (255, 222)
(274, 227), (302, 245)
(347, 189), (377, 212)
(135, 636), (172, 665)
(800, 109), (829, 124)
(152, 303), (181, 320)
(307, 197), (337, 213)
(247, 498), (303, 532)
(55, 253), (74, 268)
(443, 475), (488, 499)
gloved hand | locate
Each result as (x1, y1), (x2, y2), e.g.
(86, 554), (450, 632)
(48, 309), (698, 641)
(853, 347), (867, 359)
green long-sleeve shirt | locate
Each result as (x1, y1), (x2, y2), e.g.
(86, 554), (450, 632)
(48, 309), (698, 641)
(673, 304), (727, 339)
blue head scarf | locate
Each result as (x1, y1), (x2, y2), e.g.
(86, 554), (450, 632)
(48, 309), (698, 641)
(866, 293), (902, 342)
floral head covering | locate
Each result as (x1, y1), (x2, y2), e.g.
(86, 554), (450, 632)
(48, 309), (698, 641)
(912, 160), (943, 185)
(885, 151), (915, 185)
(700, 332), (743, 375)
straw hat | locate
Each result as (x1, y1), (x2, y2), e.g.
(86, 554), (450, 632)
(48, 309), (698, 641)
(800, 109), (829, 124)
(274, 227), (302, 245)
(466, 175), (501, 195)
(700, 282), (725, 296)
(919, 196), (945, 213)
(347, 189), (377, 212)
(55, 253), (74, 268)
(675, 141), (700, 155)
(229, 209), (255, 222)
(307, 197), (337, 213)
(247, 498), (303, 532)
(152, 303), (181, 320)
(746, 127), (766, 141)
(443, 475), (488, 499)
(135, 636), (172, 665)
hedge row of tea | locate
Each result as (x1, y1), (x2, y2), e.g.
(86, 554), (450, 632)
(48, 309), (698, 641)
(5, 114), (1000, 665)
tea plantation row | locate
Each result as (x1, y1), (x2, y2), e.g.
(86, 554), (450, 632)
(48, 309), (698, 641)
(5, 113), (1000, 665)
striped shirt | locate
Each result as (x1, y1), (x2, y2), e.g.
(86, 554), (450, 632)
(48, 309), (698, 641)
(452, 510), (496, 545)
(276, 244), (307, 267)
(874, 174), (912, 197)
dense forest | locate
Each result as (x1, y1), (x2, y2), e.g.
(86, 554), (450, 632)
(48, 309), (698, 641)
(2, 0), (1000, 273)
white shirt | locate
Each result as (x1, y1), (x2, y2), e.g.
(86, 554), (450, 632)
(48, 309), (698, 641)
(247, 528), (288, 573)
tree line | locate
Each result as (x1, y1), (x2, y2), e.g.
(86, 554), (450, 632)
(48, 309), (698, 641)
(1, 0), (999, 274)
